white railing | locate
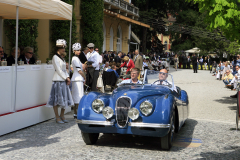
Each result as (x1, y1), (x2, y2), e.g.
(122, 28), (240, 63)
(104, 0), (139, 16)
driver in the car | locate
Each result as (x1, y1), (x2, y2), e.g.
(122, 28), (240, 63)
(118, 68), (143, 86)
(153, 69), (177, 92)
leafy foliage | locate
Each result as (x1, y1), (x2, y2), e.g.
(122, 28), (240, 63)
(80, 0), (104, 52)
(4, 19), (39, 56)
(132, 0), (188, 53)
(50, 0), (77, 61)
(170, 8), (233, 58)
(226, 41), (240, 55)
(189, 0), (240, 41)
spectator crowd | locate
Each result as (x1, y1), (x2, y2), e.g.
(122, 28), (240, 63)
(0, 46), (36, 65)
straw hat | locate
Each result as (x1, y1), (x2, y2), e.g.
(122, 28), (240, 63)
(122, 56), (129, 62)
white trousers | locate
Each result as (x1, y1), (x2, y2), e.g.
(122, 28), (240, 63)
(216, 71), (220, 79)
(72, 81), (84, 104)
(230, 77), (238, 89)
(204, 63), (207, 69)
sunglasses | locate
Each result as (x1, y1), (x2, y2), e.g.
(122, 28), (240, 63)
(88, 47), (94, 49)
(95, 50), (99, 51)
(28, 52), (33, 54)
(159, 72), (167, 76)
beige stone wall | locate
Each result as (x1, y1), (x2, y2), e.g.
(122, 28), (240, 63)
(158, 34), (172, 50)
(36, 20), (51, 63)
(103, 15), (130, 53)
(74, 0), (81, 43)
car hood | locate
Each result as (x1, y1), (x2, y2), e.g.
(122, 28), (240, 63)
(111, 84), (171, 105)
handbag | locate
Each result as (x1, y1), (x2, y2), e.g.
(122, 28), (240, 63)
(97, 75), (103, 88)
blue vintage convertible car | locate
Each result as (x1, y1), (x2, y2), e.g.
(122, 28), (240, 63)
(76, 70), (188, 150)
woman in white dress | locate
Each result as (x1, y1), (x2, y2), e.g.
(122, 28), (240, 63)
(71, 43), (86, 119)
(46, 39), (74, 124)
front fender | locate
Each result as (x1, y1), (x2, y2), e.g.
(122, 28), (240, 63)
(132, 94), (175, 125)
(77, 92), (111, 121)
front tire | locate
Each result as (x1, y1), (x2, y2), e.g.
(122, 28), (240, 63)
(81, 131), (99, 145)
(161, 112), (175, 150)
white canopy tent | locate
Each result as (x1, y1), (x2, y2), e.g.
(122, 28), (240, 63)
(185, 47), (200, 53)
(0, 0), (73, 111)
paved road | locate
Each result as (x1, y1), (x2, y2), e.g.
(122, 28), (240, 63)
(1, 69), (240, 159)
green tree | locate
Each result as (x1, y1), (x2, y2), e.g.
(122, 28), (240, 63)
(4, 20), (39, 56)
(132, 0), (186, 53)
(189, 0), (240, 41)
(170, 6), (232, 58)
(226, 41), (240, 55)
(80, 0), (104, 52)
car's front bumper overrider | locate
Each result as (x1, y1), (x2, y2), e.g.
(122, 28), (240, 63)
(76, 120), (114, 126)
(128, 122), (170, 128)
(76, 120), (170, 128)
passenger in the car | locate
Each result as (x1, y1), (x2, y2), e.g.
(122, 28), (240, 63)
(118, 68), (143, 86)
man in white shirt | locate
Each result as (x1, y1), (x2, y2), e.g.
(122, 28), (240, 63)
(103, 62), (110, 71)
(86, 43), (100, 91)
(118, 68), (142, 86)
(152, 69), (177, 92)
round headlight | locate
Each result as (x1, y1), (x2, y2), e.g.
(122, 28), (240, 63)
(92, 99), (104, 113)
(140, 101), (153, 116)
(128, 108), (139, 120)
(102, 106), (114, 119)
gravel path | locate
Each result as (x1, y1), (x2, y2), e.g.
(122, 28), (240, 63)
(0, 68), (239, 160)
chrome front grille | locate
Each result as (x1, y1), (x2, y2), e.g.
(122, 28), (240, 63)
(116, 97), (131, 128)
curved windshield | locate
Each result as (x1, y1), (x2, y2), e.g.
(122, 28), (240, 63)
(143, 70), (175, 91)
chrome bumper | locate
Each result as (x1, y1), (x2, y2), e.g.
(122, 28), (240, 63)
(76, 120), (170, 128)
(76, 120), (114, 126)
(128, 122), (170, 128)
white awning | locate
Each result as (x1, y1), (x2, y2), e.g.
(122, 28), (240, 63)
(131, 31), (140, 44)
(0, 0), (72, 20)
(185, 47), (200, 53)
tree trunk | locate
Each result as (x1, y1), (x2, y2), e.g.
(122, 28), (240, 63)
(142, 27), (147, 53)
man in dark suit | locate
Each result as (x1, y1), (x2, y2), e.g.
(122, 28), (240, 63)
(187, 56), (191, 69)
(178, 54), (183, 68)
(19, 46), (36, 64)
(0, 47), (8, 61)
(127, 52), (133, 59)
(79, 47), (88, 64)
(151, 53), (157, 61)
(182, 55), (187, 69)
(115, 51), (122, 64)
(207, 56), (212, 73)
(7, 47), (20, 66)
(192, 54), (198, 73)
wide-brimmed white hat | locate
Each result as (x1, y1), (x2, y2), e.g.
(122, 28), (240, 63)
(72, 43), (81, 52)
(56, 39), (67, 48)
